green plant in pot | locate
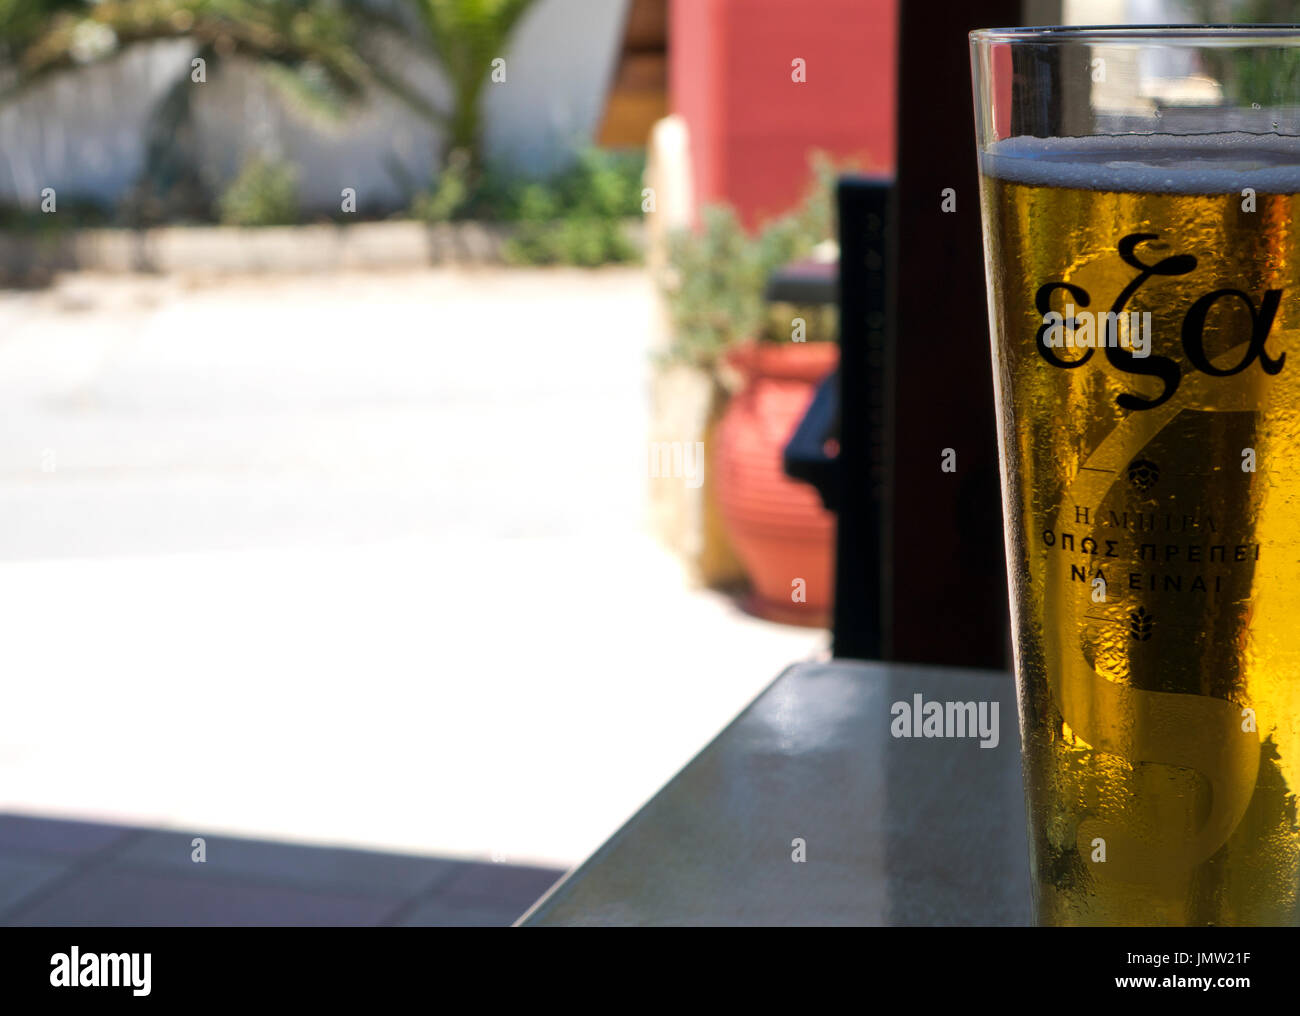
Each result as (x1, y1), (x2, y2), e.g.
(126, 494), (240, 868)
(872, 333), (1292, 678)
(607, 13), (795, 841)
(659, 154), (837, 376)
(657, 157), (842, 624)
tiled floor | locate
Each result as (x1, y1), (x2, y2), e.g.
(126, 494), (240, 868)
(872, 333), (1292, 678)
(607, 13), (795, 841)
(0, 813), (563, 927)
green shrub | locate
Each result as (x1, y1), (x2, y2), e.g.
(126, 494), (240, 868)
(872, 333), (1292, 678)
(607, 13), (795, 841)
(660, 154), (841, 371)
(660, 205), (768, 370)
(410, 148), (475, 223)
(1185, 3), (1300, 104)
(540, 147), (645, 222)
(506, 217), (636, 267)
(0, 197), (112, 233)
(218, 156), (300, 227)
(410, 146), (645, 264)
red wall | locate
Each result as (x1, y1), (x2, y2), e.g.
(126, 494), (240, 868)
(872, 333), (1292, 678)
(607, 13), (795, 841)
(670, 0), (897, 231)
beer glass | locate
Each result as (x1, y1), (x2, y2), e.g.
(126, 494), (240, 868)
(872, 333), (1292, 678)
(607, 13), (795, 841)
(970, 26), (1300, 925)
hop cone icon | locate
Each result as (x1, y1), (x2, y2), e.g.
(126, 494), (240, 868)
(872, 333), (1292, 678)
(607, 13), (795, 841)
(1129, 605), (1153, 641)
(1127, 458), (1160, 492)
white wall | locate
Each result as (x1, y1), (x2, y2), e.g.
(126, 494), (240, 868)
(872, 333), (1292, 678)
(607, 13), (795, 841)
(0, 0), (630, 213)
(0, 40), (195, 207)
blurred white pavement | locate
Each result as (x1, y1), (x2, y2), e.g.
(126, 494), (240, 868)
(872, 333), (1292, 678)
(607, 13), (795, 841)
(0, 268), (824, 868)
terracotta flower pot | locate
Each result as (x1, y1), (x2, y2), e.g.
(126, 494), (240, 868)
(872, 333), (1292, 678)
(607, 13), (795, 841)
(713, 341), (838, 626)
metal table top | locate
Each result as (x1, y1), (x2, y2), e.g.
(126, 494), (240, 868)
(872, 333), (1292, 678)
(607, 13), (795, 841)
(520, 659), (1031, 926)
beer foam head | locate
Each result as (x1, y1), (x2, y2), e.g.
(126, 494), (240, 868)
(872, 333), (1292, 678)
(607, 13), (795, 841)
(982, 132), (1300, 194)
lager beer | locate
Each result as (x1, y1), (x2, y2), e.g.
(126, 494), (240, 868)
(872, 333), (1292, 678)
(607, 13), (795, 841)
(972, 28), (1300, 925)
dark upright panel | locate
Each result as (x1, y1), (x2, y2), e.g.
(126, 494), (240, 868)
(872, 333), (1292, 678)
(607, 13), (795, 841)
(884, 2), (1019, 667)
(834, 177), (893, 660)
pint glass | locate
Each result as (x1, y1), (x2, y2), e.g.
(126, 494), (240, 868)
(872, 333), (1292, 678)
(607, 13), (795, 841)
(970, 26), (1300, 925)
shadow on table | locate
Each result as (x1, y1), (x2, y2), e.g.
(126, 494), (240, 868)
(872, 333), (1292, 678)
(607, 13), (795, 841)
(0, 813), (563, 927)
